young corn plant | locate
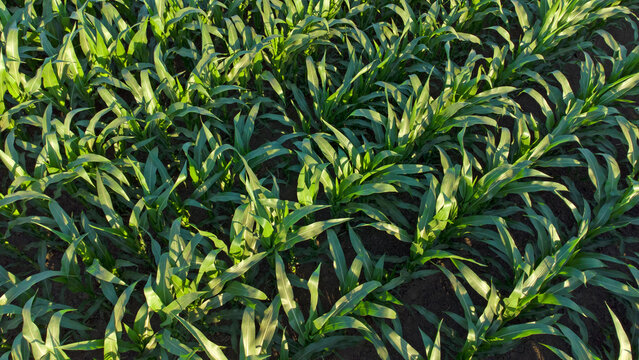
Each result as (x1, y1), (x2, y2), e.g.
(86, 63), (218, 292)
(295, 123), (431, 214)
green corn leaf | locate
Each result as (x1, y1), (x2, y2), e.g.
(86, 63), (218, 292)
(0, 271), (62, 306)
(280, 332), (289, 360)
(22, 296), (47, 359)
(144, 275), (164, 312)
(275, 253), (305, 337)
(0, 191), (51, 208)
(5, 24), (21, 81)
(341, 182), (397, 201)
(313, 281), (381, 331)
(344, 255), (364, 292)
(157, 329), (200, 358)
(208, 252), (267, 295)
(426, 320), (443, 360)
(162, 291), (206, 319)
(225, 281), (268, 300)
(557, 324), (600, 360)
(451, 259), (490, 300)
(321, 316), (370, 334)
(140, 70), (158, 114)
(256, 295), (281, 355)
(606, 305), (632, 360)
(0, 148), (27, 178)
(381, 323), (423, 360)
(67, 153), (111, 169)
(348, 226), (373, 279)
(327, 229), (347, 287)
(280, 205), (330, 231)
(174, 315), (228, 360)
(58, 339), (105, 351)
(438, 265), (477, 342)
(104, 281), (138, 360)
(95, 171), (123, 228)
(543, 344), (575, 360)
(45, 309), (74, 359)
(48, 200), (80, 239)
(352, 301), (397, 319)
(579, 148), (605, 202)
(166, 7), (206, 27)
(491, 322), (560, 342)
(308, 264), (321, 320)
(590, 276), (639, 299)
(9, 331), (29, 360)
(61, 234), (85, 277)
(282, 218), (351, 250)
(87, 259), (126, 285)
(241, 306), (257, 358)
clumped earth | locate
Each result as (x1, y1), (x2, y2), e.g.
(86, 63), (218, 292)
(1, 0), (639, 359)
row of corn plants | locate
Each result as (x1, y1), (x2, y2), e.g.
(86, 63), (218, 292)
(1, 0), (639, 358)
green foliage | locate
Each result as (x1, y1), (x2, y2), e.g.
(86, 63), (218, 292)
(1, 0), (639, 358)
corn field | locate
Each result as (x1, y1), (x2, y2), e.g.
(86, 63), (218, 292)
(1, 0), (639, 358)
